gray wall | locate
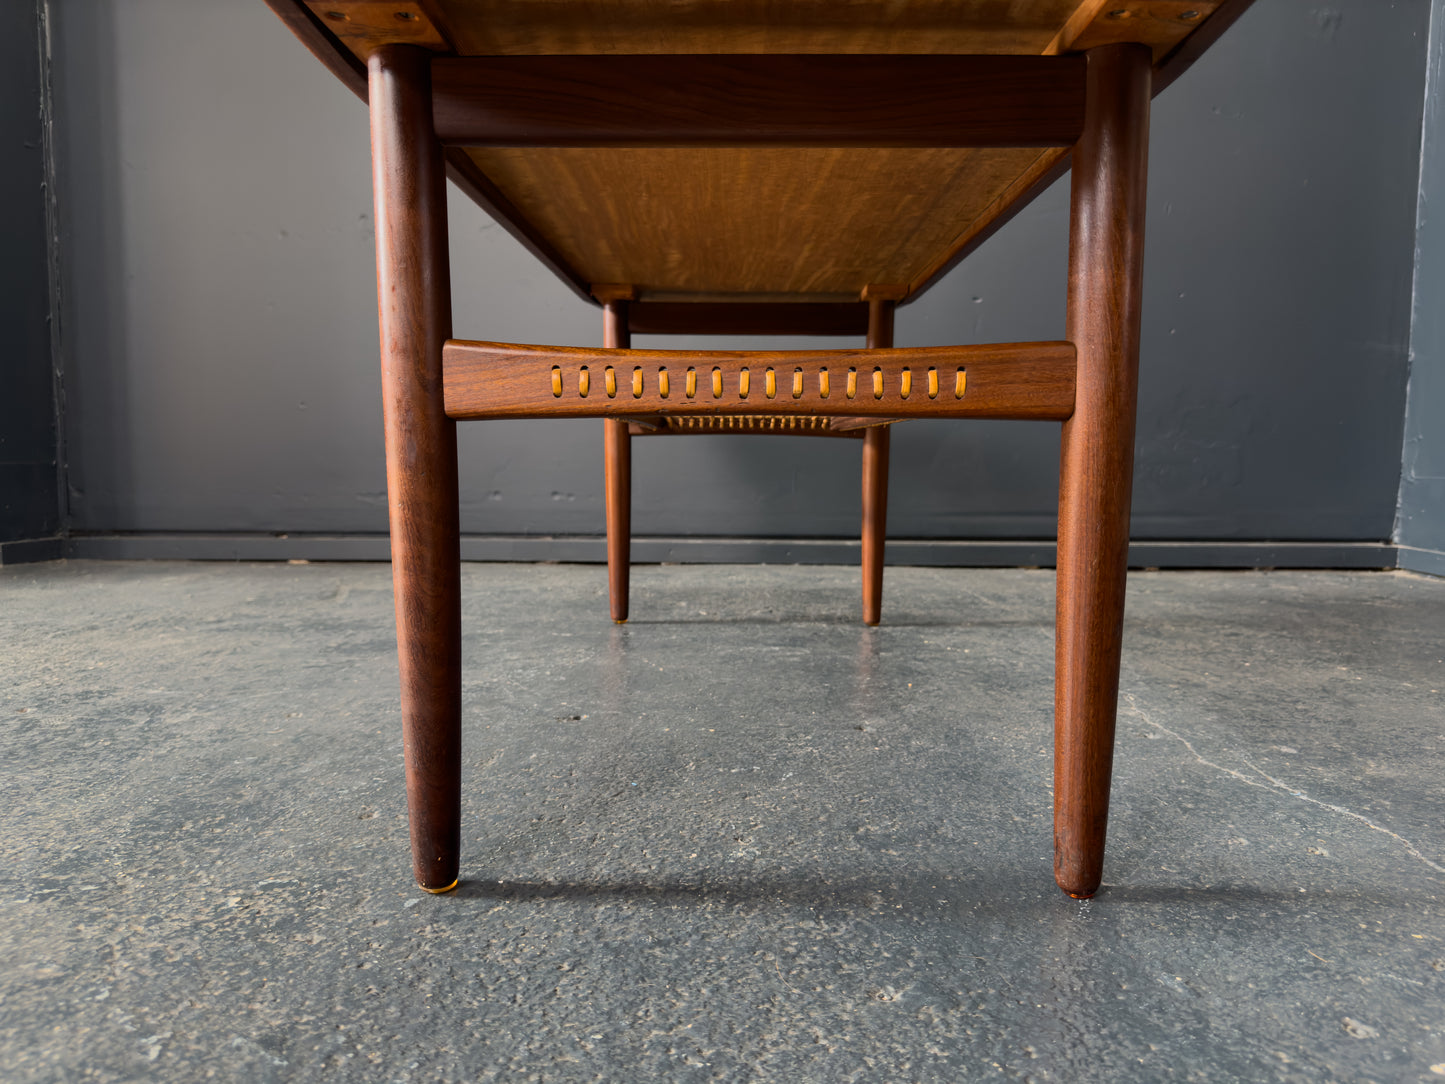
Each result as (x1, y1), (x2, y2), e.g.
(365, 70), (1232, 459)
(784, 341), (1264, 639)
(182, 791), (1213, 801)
(1399, 0), (1445, 577)
(47, 1), (1431, 550)
(0, 2), (59, 550)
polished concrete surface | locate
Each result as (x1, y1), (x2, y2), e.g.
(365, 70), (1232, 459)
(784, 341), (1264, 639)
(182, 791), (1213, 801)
(2, 560), (1443, 1082)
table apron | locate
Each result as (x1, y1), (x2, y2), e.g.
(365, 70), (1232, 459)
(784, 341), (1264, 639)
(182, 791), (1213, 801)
(430, 54), (1087, 148)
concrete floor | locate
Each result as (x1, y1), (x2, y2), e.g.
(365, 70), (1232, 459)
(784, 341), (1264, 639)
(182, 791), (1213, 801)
(2, 560), (1443, 1083)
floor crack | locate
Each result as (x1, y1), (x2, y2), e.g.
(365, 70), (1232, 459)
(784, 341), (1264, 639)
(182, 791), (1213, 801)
(1121, 693), (1445, 875)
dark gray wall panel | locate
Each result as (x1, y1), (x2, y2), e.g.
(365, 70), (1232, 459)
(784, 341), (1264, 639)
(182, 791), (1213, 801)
(53, 1), (1428, 543)
(1399, 0), (1445, 569)
(0, 2), (58, 543)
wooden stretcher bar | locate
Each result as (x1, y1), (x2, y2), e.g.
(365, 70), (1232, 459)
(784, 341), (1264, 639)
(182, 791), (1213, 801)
(625, 302), (870, 337)
(442, 339), (1076, 421)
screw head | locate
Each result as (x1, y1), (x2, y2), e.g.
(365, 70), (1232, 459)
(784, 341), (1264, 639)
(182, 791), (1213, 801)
(324, 10), (347, 19)
(1106, 8), (1131, 18)
(394, 9), (418, 19)
(1180, 9), (1201, 19)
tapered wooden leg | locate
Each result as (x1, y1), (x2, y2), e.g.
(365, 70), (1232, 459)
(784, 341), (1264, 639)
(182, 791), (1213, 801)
(369, 45), (462, 893)
(602, 300), (632, 622)
(1054, 43), (1151, 900)
(861, 299), (894, 626)
(861, 427), (890, 625)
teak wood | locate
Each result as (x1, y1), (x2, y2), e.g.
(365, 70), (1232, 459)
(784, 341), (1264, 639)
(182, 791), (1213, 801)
(860, 299), (895, 627)
(269, 0), (1252, 899)
(270, 0), (1254, 304)
(1055, 42), (1151, 898)
(626, 302), (869, 337)
(301, 0), (1230, 68)
(431, 54), (1086, 148)
(368, 45), (462, 893)
(600, 297), (899, 628)
(602, 300), (632, 623)
(627, 415), (870, 438)
(442, 341), (1076, 421)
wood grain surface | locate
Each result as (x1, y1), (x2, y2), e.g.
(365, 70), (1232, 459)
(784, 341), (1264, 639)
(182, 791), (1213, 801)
(431, 54), (1085, 147)
(626, 302), (869, 337)
(428, 0), (1086, 56)
(1049, 1), (1221, 59)
(861, 299), (895, 626)
(305, 1), (452, 59)
(1075, 2), (1223, 55)
(368, 45), (463, 893)
(465, 145), (1055, 298)
(434, 52), (1087, 296)
(602, 301), (631, 623)
(269, 0), (1255, 302)
(443, 340), (1076, 421)
(1053, 43), (1152, 900)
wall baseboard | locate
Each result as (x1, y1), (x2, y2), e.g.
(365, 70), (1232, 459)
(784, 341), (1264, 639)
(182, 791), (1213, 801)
(1397, 545), (1445, 577)
(0, 536), (65, 565)
(48, 532), (1404, 571)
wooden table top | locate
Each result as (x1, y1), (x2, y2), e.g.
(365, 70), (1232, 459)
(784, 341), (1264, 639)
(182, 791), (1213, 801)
(269, 1), (1253, 306)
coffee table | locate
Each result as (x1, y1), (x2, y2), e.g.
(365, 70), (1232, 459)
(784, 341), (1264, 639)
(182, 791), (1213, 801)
(268, 0), (1256, 898)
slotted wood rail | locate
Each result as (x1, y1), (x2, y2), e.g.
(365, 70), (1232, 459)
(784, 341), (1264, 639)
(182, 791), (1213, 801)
(267, 0), (1257, 900)
(442, 340), (1076, 421)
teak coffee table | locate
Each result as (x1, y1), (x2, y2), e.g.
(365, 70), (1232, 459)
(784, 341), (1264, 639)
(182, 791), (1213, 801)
(268, 0), (1256, 898)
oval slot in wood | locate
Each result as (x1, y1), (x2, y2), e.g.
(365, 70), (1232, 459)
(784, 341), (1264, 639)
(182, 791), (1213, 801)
(604, 366), (617, 398)
(927, 368), (938, 399)
(685, 367), (697, 398)
(955, 369), (968, 399)
(711, 367), (723, 398)
(764, 368), (777, 399)
(900, 368), (911, 399)
(632, 367), (644, 398)
(550, 366), (562, 398)
(792, 368), (804, 399)
(846, 368), (858, 400)
(738, 368), (750, 399)
(818, 368), (830, 399)
(578, 366), (590, 397)
(657, 368), (669, 399)
(872, 368), (884, 400)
